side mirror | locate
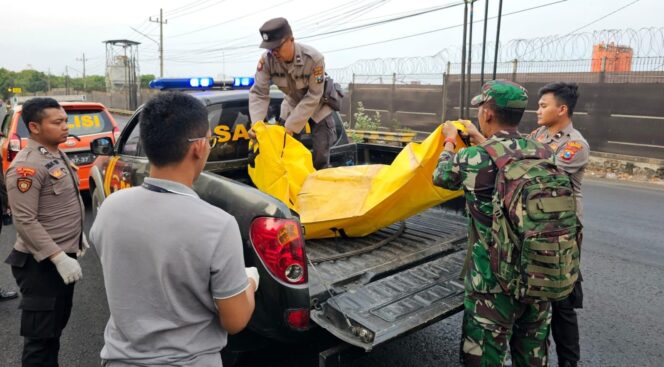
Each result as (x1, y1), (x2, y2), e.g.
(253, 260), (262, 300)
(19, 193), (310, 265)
(91, 137), (114, 156)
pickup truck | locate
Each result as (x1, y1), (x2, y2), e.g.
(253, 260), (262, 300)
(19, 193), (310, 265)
(87, 83), (468, 364)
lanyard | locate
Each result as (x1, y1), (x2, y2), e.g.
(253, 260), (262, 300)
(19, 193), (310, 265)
(142, 182), (198, 200)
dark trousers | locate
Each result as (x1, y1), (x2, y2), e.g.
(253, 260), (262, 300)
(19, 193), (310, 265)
(5, 250), (75, 367)
(310, 114), (337, 170)
(551, 279), (583, 366)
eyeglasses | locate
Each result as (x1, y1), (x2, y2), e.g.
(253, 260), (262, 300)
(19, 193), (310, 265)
(188, 136), (218, 149)
(270, 38), (290, 54)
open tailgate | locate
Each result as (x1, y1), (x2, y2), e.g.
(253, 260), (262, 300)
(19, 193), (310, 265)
(308, 211), (467, 351)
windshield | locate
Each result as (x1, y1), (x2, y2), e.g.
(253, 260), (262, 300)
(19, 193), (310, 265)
(18, 109), (113, 137)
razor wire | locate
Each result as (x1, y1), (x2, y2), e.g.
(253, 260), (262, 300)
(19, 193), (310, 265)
(328, 27), (664, 83)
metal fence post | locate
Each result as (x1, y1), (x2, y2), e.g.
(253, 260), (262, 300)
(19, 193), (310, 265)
(349, 73), (355, 128)
(390, 72), (396, 125)
(511, 59), (518, 81)
(599, 56), (607, 83)
(442, 62), (450, 122)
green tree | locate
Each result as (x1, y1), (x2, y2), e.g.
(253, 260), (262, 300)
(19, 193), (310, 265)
(14, 70), (48, 93)
(0, 68), (16, 100)
(141, 74), (156, 88)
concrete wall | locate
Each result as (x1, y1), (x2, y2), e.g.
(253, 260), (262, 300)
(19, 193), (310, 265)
(344, 73), (664, 160)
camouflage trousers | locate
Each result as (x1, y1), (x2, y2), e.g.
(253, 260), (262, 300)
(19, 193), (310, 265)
(461, 291), (551, 367)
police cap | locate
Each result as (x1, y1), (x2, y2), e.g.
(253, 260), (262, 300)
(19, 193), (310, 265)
(259, 17), (293, 49)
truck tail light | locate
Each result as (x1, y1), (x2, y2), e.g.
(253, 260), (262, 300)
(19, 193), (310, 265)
(250, 217), (307, 285)
(8, 133), (22, 162)
(285, 308), (310, 330)
(112, 126), (120, 143)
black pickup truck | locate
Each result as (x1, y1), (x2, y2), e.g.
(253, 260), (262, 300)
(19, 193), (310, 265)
(88, 85), (468, 364)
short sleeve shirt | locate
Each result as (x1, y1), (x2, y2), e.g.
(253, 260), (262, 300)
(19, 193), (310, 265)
(89, 177), (248, 366)
(529, 123), (589, 220)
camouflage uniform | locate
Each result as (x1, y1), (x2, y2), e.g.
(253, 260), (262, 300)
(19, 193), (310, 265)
(433, 80), (552, 367)
(530, 123), (589, 366)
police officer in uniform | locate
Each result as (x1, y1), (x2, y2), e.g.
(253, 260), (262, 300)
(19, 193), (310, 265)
(1, 168), (18, 301)
(249, 17), (337, 169)
(4, 97), (87, 366)
(530, 82), (588, 367)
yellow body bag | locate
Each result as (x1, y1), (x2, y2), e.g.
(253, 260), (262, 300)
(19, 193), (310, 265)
(248, 121), (466, 239)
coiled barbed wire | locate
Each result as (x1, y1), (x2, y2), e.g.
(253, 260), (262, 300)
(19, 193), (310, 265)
(328, 27), (664, 83)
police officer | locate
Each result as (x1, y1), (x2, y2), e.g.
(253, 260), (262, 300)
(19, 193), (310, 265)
(249, 17), (337, 169)
(0, 168), (19, 301)
(4, 97), (87, 366)
(530, 82), (588, 367)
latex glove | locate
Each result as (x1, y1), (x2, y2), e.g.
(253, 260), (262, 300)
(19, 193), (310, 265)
(77, 234), (90, 258)
(51, 252), (82, 284)
(245, 267), (260, 292)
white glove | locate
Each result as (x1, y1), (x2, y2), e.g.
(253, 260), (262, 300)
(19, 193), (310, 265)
(51, 252), (82, 284)
(245, 267), (259, 292)
(77, 234), (90, 258)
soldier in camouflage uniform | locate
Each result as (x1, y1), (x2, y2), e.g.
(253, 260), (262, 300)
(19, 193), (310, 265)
(530, 82), (588, 367)
(433, 81), (553, 367)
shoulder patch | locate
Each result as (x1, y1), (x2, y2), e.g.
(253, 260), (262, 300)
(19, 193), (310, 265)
(314, 66), (324, 84)
(17, 178), (33, 193)
(257, 56), (265, 72)
(16, 167), (37, 177)
(558, 141), (584, 161)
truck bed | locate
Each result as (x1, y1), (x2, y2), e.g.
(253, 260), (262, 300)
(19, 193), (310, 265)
(306, 208), (469, 350)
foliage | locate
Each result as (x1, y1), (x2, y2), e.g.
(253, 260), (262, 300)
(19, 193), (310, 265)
(0, 67), (116, 100)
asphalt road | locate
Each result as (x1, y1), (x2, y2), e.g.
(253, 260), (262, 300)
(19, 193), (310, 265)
(1, 179), (663, 366)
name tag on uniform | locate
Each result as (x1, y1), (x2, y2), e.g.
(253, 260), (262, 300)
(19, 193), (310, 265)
(49, 166), (68, 179)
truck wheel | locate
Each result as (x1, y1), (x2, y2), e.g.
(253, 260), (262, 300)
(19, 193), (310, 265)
(91, 187), (101, 218)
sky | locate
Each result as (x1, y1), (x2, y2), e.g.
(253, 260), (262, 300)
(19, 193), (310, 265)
(1, 0), (661, 81)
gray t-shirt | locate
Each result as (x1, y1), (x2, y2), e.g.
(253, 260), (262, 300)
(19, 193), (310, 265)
(90, 178), (248, 366)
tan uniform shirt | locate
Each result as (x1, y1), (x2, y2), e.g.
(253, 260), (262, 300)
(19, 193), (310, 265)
(249, 42), (332, 134)
(6, 139), (84, 261)
(530, 123), (589, 221)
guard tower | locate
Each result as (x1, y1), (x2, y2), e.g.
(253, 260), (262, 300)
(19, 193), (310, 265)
(104, 39), (141, 110)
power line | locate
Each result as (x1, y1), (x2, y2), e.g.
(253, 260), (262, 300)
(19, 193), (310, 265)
(168, 0), (229, 20)
(170, 0), (293, 38)
(299, 1), (464, 40)
(165, 0), (218, 16)
(519, 0), (642, 58)
(166, 0), (464, 60)
(322, 0), (568, 54)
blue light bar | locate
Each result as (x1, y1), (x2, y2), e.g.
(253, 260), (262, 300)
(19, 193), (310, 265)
(149, 77), (215, 90)
(233, 77), (255, 88)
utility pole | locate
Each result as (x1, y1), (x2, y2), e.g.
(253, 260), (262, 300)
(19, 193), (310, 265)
(47, 68), (51, 92)
(65, 66), (70, 95)
(76, 53), (88, 91)
(150, 8), (167, 77)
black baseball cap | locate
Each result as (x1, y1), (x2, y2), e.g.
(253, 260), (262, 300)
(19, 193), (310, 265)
(259, 17), (293, 49)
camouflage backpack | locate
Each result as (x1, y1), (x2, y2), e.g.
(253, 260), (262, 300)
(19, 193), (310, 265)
(477, 139), (581, 302)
